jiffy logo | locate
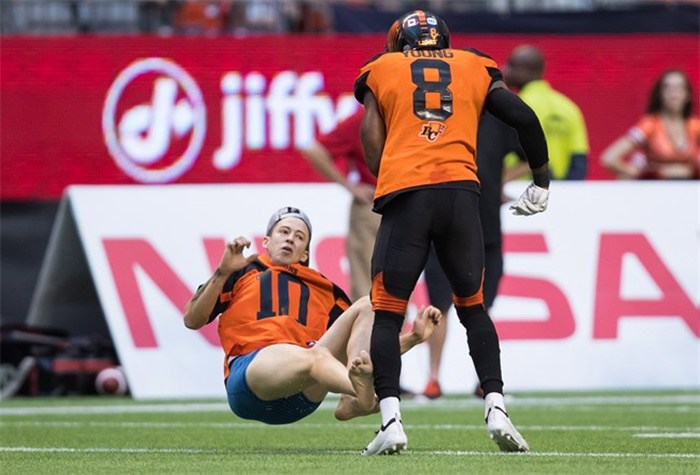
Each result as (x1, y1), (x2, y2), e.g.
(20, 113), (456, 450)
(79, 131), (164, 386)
(103, 57), (358, 184)
(102, 58), (206, 183)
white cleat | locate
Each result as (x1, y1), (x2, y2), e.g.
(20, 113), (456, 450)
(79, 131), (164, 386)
(361, 414), (407, 456)
(486, 405), (530, 452)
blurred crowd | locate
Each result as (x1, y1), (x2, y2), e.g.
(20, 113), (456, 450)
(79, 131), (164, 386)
(1, 0), (696, 36)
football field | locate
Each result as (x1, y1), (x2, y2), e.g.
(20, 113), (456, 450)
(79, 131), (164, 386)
(1, 390), (699, 473)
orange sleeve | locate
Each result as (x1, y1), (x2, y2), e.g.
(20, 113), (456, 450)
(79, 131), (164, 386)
(688, 117), (700, 145)
(628, 115), (657, 145)
(688, 117), (700, 164)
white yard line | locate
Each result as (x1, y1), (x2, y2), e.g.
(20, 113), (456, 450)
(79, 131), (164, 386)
(2, 420), (699, 434)
(429, 450), (700, 459)
(0, 446), (221, 454)
(1, 394), (698, 416)
(0, 446), (698, 459)
(634, 433), (700, 438)
(0, 402), (229, 416)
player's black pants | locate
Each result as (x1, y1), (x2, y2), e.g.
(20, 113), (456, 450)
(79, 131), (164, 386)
(370, 186), (504, 400)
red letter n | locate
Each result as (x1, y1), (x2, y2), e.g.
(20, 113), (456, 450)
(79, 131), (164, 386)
(103, 238), (219, 348)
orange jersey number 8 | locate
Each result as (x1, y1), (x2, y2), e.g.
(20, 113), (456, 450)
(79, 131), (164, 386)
(410, 59), (453, 121)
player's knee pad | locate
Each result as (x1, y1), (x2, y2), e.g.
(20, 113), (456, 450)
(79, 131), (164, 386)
(370, 272), (409, 315)
(452, 269), (485, 308)
(453, 290), (484, 308)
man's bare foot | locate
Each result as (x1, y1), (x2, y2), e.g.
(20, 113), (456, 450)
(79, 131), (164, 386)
(348, 350), (375, 412)
(334, 394), (379, 421)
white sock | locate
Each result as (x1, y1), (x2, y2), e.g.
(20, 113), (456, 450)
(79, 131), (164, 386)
(484, 392), (506, 418)
(379, 397), (401, 426)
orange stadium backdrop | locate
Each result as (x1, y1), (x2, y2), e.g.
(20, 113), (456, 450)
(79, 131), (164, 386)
(1, 34), (698, 199)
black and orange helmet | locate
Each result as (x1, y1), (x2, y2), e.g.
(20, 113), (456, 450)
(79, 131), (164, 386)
(385, 10), (450, 53)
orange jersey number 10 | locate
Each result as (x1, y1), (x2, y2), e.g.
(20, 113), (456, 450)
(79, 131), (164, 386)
(257, 270), (310, 325)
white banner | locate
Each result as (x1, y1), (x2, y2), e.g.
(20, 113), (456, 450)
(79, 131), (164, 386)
(404, 181), (700, 393)
(59, 182), (698, 398)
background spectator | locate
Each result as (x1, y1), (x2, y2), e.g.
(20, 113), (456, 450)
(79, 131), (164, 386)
(600, 69), (699, 179)
(174, 0), (229, 36)
(503, 44), (590, 181)
(139, 0), (176, 34)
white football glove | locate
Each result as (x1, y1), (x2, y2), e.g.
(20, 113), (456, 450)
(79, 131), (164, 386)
(509, 183), (549, 216)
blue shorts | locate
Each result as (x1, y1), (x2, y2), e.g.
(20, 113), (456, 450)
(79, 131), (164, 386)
(225, 348), (322, 425)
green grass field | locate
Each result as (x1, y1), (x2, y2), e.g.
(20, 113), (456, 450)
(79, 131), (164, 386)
(1, 390), (699, 473)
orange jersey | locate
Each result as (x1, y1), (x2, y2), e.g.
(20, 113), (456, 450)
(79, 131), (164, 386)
(629, 115), (700, 166)
(207, 254), (351, 378)
(355, 48), (501, 201)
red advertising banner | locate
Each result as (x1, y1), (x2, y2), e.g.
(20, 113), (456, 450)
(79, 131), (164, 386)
(1, 34), (698, 199)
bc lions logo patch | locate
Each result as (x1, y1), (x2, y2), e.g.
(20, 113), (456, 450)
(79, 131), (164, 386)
(419, 121), (446, 142)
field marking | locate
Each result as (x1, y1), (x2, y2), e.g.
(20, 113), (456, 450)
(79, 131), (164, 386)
(1, 446), (698, 459)
(2, 420), (699, 434)
(0, 446), (221, 454)
(0, 402), (228, 416)
(1, 394), (698, 417)
(634, 433), (700, 438)
(428, 450), (700, 459)
(399, 394), (700, 410)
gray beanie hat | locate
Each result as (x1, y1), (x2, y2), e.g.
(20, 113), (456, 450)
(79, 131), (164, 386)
(266, 206), (312, 239)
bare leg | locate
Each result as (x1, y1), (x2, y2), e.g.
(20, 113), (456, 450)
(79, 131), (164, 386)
(334, 350), (376, 419)
(245, 298), (377, 403)
(316, 297), (373, 364)
(333, 303), (443, 419)
(335, 394), (379, 421)
(345, 298), (373, 362)
(334, 299), (378, 419)
(314, 296), (379, 413)
(303, 299), (372, 404)
(349, 350), (374, 408)
(246, 344), (356, 401)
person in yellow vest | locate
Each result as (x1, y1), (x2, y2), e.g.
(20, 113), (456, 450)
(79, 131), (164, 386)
(504, 44), (589, 181)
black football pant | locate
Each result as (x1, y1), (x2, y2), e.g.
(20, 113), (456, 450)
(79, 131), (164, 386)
(369, 187), (504, 400)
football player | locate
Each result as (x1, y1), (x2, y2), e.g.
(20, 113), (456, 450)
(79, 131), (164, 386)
(355, 10), (549, 455)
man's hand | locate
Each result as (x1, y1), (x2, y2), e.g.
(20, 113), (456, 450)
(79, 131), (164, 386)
(399, 305), (442, 354)
(219, 237), (258, 275)
(410, 305), (442, 343)
(184, 236), (257, 331)
(510, 182), (549, 216)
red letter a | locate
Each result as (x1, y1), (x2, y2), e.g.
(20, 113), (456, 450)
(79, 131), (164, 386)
(594, 233), (699, 339)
